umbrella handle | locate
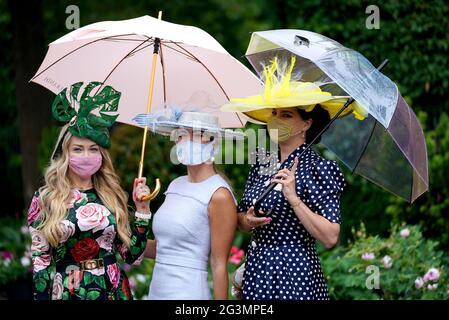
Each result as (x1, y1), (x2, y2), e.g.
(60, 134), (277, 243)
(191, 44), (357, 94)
(140, 178), (161, 201)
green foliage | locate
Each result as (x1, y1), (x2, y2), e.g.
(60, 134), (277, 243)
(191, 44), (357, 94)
(385, 112), (449, 248)
(321, 223), (449, 300)
(0, 218), (32, 286)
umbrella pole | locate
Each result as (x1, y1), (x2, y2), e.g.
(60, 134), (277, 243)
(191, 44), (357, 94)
(253, 59), (389, 215)
(138, 11), (163, 201)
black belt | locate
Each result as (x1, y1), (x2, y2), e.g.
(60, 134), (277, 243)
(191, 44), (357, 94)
(56, 255), (117, 273)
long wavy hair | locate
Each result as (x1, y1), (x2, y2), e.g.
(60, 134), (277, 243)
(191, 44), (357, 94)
(38, 128), (131, 248)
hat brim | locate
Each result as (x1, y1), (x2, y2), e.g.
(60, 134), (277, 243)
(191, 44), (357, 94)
(146, 120), (246, 140)
(240, 98), (356, 123)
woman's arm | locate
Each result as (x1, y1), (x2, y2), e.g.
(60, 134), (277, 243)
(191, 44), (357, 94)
(144, 239), (157, 259)
(289, 198), (340, 249)
(208, 187), (238, 300)
(116, 178), (152, 264)
(271, 157), (340, 249)
(27, 192), (53, 300)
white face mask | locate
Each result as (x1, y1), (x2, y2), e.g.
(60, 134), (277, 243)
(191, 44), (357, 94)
(176, 140), (215, 165)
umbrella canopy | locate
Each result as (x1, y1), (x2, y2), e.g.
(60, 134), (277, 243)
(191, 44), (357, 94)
(240, 29), (428, 203)
(31, 15), (262, 129)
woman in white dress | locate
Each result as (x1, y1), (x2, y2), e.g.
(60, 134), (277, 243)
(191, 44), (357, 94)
(134, 110), (242, 299)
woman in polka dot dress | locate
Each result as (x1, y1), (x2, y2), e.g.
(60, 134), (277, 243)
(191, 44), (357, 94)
(222, 57), (358, 300)
(236, 105), (345, 300)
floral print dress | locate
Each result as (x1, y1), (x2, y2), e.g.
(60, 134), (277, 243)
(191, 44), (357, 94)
(27, 188), (150, 300)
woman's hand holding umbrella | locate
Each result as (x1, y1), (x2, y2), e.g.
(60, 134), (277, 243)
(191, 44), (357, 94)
(271, 157), (302, 207)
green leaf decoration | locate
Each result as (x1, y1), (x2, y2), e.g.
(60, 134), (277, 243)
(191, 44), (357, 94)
(51, 81), (121, 148)
(130, 246), (141, 255)
(55, 245), (66, 261)
(63, 276), (69, 289)
(67, 238), (77, 248)
(87, 289), (101, 300)
(84, 272), (93, 285)
(63, 291), (70, 300)
(78, 287), (87, 299)
(35, 278), (47, 293)
(94, 275), (106, 289)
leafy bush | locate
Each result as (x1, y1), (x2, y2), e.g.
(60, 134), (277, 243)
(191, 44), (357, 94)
(0, 218), (32, 287)
(321, 223), (449, 300)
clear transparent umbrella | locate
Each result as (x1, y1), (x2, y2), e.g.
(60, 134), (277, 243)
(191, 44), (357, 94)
(245, 29), (428, 203)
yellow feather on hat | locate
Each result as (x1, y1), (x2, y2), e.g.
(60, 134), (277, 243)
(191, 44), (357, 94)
(221, 56), (367, 123)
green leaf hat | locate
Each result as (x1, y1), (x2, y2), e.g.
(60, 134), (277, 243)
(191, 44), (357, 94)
(51, 81), (121, 158)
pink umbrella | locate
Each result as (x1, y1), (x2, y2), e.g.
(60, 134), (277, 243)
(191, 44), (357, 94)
(31, 14), (261, 199)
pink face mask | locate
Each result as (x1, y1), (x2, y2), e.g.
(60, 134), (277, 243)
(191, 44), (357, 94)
(69, 154), (102, 178)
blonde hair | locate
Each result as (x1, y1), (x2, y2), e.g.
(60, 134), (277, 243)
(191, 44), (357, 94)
(38, 129), (131, 248)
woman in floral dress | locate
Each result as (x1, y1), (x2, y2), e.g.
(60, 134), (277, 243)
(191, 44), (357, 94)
(27, 82), (154, 300)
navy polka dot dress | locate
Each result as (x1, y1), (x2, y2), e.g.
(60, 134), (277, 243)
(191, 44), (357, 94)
(238, 143), (345, 300)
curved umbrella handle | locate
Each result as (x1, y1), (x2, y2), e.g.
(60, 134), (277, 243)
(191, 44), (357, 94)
(140, 178), (161, 201)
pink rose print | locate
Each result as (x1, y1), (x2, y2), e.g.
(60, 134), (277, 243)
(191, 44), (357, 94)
(96, 225), (116, 251)
(67, 189), (88, 209)
(30, 226), (50, 253)
(75, 203), (111, 232)
(59, 220), (76, 243)
(51, 273), (64, 300)
(107, 263), (120, 289)
(119, 243), (128, 258)
(33, 254), (51, 273)
(27, 195), (41, 225)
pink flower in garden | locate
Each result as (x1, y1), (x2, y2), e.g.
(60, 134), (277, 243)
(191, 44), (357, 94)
(27, 195), (41, 225)
(400, 228), (410, 238)
(381, 255), (393, 269)
(21, 226), (29, 234)
(361, 252), (375, 261)
(21, 256), (31, 267)
(1, 251), (13, 261)
(107, 263), (120, 289)
(423, 267), (440, 282)
(229, 246), (245, 265)
(415, 277), (424, 289)
(75, 203), (111, 232)
(128, 277), (137, 290)
(427, 283), (438, 290)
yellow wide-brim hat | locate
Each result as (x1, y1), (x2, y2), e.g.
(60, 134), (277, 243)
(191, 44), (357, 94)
(221, 56), (367, 123)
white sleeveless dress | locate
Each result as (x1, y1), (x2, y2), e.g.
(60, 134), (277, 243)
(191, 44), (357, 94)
(148, 174), (236, 300)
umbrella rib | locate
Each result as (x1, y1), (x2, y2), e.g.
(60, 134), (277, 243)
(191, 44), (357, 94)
(31, 33), (137, 80)
(159, 41), (167, 106)
(126, 39), (157, 57)
(351, 118), (378, 174)
(169, 41), (244, 127)
(93, 38), (153, 95)
(161, 42), (197, 61)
